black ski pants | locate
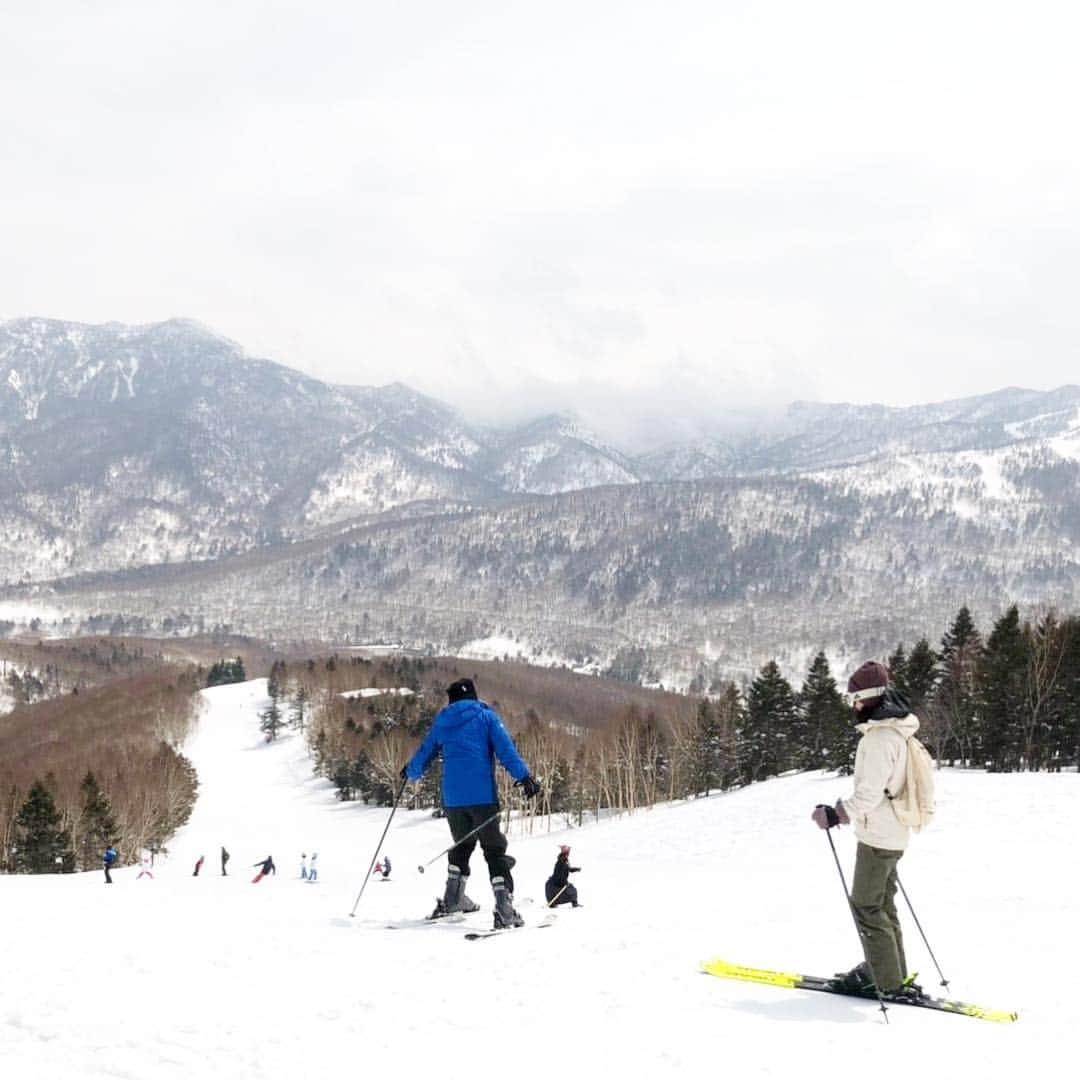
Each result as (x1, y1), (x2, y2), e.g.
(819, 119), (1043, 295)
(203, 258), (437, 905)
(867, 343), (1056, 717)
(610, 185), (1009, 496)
(445, 805), (514, 892)
(545, 880), (578, 906)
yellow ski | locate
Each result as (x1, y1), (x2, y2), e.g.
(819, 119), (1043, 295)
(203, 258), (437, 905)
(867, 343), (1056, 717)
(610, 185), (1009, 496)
(701, 957), (1018, 1023)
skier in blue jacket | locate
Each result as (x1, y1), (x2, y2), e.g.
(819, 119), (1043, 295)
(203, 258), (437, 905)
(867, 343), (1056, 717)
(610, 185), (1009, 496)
(403, 677), (541, 928)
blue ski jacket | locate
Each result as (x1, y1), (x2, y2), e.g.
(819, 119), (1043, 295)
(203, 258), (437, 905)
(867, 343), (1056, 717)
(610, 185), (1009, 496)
(405, 699), (529, 807)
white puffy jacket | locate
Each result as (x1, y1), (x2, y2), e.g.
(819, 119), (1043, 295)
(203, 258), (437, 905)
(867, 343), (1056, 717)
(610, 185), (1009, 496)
(839, 713), (920, 852)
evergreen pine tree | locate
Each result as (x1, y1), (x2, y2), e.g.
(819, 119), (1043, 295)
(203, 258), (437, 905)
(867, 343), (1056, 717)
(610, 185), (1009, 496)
(798, 652), (853, 773)
(77, 771), (117, 872)
(259, 694), (285, 741)
(978, 605), (1027, 771)
(267, 659), (287, 699)
(931, 606), (982, 766)
(289, 685), (309, 731)
(903, 638), (938, 716)
(741, 661), (799, 782)
(14, 779), (75, 874)
(1055, 616), (1080, 769)
(886, 644), (908, 692)
(712, 682), (745, 789)
(689, 699), (725, 796)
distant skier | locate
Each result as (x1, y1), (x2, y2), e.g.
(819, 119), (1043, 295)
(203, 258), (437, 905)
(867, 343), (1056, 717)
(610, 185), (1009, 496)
(252, 855), (276, 883)
(545, 845), (581, 907)
(193, 855), (205, 877)
(221, 846), (230, 876)
(307, 852), (318, 882)
(402, 676), (541, 928)
(300, 852), (308, 880)
(103, 844), (118, 885)
(136, 853), (154, 880)
(373, 855), (391, 879)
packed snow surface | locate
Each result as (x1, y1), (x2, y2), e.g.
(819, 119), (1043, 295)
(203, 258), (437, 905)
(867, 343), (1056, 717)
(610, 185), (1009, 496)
(2, 680), (1074, 1078)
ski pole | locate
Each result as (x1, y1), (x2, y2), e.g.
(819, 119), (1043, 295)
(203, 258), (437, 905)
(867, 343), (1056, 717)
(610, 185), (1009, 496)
(348, 779), (407, 917)
(896, 874), (950, 991)
(416, 808), (502, 874)
(546, 884), (568, 908)
(821, 823), (890, 1023)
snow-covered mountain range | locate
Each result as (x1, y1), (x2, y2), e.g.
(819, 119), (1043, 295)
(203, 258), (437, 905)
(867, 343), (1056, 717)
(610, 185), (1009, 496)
(3, 316), (1080, 683)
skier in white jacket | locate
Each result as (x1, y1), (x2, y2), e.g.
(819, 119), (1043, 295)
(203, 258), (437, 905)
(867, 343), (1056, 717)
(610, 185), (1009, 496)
(811, 660), (921, 1000)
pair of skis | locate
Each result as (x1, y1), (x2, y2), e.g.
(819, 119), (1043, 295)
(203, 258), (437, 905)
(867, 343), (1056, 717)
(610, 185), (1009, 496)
(701, 957), (1018, 1023)
(384, 908), (556, 939)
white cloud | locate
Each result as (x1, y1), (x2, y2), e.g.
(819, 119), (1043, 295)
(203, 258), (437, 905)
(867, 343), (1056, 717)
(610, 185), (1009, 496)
(2, 1), (1080, 446)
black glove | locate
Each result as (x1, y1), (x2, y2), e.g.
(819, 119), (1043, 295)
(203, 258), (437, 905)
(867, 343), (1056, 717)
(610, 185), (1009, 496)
(399, 765), (409, 781)
(811, 803), (840, 829)
(517, 775), (541, 800)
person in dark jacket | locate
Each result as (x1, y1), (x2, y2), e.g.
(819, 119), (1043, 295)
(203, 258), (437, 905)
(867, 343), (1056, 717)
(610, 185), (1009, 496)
(545, 845), (581, 907)
(220, 846), (230, 876)
(103, 844), (118, 885)
(403, 677), (541, 929)
(251, 855), (276, 883)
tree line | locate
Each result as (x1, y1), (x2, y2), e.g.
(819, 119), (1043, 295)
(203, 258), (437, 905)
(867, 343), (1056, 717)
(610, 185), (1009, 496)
(290, 604), (1080, 827)
(0, 666), (202, 874)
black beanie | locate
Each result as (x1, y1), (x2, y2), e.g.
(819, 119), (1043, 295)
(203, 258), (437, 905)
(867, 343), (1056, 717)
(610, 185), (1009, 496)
(446, 678), (478, 704)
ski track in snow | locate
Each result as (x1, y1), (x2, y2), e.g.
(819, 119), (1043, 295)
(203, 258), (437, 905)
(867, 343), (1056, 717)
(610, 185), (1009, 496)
(2, 680), (1075, 1078)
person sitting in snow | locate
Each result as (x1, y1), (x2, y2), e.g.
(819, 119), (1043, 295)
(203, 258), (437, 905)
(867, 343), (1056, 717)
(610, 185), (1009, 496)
(545, 845), (581, 907)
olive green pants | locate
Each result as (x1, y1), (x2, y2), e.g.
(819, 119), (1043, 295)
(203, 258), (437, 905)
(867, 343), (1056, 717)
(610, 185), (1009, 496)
(850, 842), (907, 991)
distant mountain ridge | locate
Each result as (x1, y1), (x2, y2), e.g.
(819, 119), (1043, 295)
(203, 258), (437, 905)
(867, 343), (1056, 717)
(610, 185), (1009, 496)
(3, 316), (1080, 685)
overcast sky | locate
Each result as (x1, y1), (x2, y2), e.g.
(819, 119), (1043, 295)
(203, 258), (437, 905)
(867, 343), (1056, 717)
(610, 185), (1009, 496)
(2, 1), (1079, 447)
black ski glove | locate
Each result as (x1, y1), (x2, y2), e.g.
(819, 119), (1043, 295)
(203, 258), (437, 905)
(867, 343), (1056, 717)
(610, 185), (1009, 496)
(811, 804), (840, 830)
(517, 775), (542, 800)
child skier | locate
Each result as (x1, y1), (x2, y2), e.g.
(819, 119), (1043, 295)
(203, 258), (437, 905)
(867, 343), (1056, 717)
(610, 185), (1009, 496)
(545, 845), (582, 907)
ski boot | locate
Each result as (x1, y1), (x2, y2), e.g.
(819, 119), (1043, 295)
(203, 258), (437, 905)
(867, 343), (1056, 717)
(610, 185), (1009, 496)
(491, 876), (524, 929)
(883, 973), (927, 1003)
(428, 865), (480, 919)
(830, 961), (876, 995)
